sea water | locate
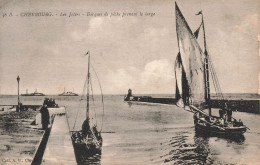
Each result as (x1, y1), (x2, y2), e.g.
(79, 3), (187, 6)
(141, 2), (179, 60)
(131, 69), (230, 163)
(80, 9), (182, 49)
(0, 94), (260, 164)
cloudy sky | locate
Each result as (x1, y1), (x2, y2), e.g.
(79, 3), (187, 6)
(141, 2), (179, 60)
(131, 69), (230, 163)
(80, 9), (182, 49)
(0, 0), (259, 95)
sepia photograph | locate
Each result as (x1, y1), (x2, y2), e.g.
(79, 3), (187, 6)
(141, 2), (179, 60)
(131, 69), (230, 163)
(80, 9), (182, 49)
(0, 0), (259, 164)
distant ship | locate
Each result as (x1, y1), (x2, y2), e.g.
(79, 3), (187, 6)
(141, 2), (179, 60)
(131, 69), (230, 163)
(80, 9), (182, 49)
(58, 88), (78, 96)
(21, 89), (45, 96)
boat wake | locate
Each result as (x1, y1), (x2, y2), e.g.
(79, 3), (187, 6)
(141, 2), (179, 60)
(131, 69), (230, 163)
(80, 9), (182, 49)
(160, 132), (212, 164)
(157, 127), (246, 165)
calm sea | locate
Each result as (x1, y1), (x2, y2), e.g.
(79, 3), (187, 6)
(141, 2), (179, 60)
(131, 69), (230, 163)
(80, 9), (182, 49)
(0, 94), (260, 164)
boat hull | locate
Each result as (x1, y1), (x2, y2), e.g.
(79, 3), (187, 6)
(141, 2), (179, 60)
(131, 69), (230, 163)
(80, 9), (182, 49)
(71, 130), (102, 162)
(58, 94), (78, 96)
(21, 94), (45, 96)
(193, 114), (247, 135)
(72, 142), (102, 160)
(58, 92), (78, 96)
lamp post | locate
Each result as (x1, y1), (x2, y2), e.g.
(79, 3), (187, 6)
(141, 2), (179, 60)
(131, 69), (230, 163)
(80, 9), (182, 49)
(17, 76), (20, 112)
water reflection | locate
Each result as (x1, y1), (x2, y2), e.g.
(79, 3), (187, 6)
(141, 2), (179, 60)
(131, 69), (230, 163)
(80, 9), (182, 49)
(163, 132), (211, 164)
(163, 129), (246, 164)
(127, 101), (132, 108)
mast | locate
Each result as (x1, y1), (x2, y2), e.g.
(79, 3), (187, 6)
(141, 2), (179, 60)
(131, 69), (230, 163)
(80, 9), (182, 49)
(17, 76), (20, 112)
(201, 12), (211, 116)
(86, 52), (90, 120)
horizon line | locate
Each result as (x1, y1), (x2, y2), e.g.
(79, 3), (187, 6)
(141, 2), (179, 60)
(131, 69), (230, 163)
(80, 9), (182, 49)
(0, 92), (259, 96)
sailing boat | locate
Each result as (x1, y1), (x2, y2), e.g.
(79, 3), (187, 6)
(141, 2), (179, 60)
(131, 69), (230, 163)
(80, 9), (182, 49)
(71, 52), (103, 160)
(174, 2), (247, 135)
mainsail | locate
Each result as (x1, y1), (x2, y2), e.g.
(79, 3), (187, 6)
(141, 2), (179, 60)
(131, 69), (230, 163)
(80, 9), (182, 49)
(175, 3), (206, 109)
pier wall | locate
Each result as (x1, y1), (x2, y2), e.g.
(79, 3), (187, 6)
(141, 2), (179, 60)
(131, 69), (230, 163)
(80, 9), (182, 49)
(129, 96), (260, 114)
(33, 107), (77, 165)
(210, 99), (260, 114)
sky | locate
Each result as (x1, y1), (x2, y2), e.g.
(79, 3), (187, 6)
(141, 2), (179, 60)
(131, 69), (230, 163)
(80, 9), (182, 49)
(0, 0), (259, 95)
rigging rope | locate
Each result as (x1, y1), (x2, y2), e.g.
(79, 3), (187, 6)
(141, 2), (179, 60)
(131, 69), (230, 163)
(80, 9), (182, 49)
(71, 55), (105, 132)
(208, 59), (221, 99)
(89, 74), (98, 126)
(199, 12), (224, 103)
(207, 48), (225, 102)
(209, 55), (224, 100)
(209, 58), (221, 99)
(209, 63), (219, 98)
(91, 64), (105, 133)
(72, 73), (88, 131)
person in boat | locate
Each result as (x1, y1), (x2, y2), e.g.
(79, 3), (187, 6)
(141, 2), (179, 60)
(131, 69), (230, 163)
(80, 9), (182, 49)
(40, 104), (50, 130)
(238, 119), (244, 127)
(52, 98), (56, 107)
(53, 99), (58, 107)
(227, 109), (232, 122)
(233, 119), (238, 127)
(44, 98), (50, 107)
(82, 118), (90, 137)
(43, 98), (48, 104)
(210, 117), (217, 124)
(216, 118), (221, 125)
(49, 98), (54, 107)
(205, 115), (210, 122)
(219, 108), (224, 118)
(233, 119), (243, 127)
(219, 118), (224, 127)
(226, 102), (232, 122)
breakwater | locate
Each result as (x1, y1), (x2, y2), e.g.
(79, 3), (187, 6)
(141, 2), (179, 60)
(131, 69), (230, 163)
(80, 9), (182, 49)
(128, 96), (260, 114)
(0, 104), (41, 110)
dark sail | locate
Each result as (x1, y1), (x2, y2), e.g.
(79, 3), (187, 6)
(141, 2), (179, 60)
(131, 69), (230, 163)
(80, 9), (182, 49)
(175, 2), (206, 109)
(175, 53), (189, 108)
